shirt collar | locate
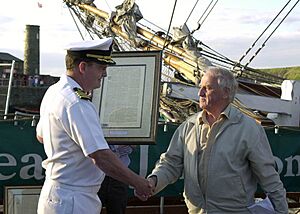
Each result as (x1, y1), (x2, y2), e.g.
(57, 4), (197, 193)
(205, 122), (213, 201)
(222, 104), (231, 119)
(197, 104), (232, 124)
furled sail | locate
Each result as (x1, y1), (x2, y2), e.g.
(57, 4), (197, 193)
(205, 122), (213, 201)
(64, 0), (285, 124)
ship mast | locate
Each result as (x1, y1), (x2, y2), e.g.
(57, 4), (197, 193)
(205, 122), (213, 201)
(63, 0), (292, 124)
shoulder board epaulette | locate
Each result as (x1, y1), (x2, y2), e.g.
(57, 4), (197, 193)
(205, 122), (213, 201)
(73, 87), (91, 101)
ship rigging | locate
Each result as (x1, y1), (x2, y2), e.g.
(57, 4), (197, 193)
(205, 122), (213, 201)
(63, 0), (299, 126)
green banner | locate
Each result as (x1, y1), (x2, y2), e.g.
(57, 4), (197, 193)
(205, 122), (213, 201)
(265, 127), (300, 193)
(0, 120), (46, 202)
(0, 120), (300, 202)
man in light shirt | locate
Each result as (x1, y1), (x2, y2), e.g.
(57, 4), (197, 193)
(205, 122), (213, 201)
(141, 66), (288, 213)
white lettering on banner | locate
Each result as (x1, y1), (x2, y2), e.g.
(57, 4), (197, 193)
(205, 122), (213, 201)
(284, 155), (300, 177)
(20, 154), (45, 180)
(274, 155), (300, 177)
(0, 153), (44, 181)
(0, 152), (299, 182)
(0, 153), (17, 180)
(274, 156), (283, 174)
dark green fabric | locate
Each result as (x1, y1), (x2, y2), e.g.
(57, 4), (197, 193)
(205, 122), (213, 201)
(0, 121), (299, 202)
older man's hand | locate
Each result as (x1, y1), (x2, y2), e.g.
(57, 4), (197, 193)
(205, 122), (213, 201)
(134, 178), (156, 201)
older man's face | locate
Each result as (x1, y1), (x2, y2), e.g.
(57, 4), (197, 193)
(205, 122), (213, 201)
(198, 73), (227, 113)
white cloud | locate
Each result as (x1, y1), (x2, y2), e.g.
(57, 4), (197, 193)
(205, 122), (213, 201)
(0, 0), (299, 76)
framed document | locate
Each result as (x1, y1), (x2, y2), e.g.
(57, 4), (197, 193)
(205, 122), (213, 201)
(92, 51), (162, 144)
(4, 186), (41, 214)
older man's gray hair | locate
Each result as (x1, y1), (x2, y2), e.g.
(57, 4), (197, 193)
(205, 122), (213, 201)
(205, 66), (238, 103)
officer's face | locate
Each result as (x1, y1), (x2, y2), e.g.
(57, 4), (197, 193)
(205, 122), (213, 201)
(85, 62), (108, 90)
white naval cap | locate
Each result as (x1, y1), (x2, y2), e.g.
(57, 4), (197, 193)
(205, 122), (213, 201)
(65, 37), (116, 65)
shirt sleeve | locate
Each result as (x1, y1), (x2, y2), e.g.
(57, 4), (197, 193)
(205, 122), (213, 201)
(149, 123), (185, 193)
(248, 125), (288, 213)
(64, 101), (109, 156)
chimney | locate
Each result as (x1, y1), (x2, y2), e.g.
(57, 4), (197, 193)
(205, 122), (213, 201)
(24, 25), (40, 75)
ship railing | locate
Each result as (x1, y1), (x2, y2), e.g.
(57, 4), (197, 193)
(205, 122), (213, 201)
(0, 111), (39, 126)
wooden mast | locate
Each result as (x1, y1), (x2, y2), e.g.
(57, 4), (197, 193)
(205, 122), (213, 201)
(76, 3), (203, 84)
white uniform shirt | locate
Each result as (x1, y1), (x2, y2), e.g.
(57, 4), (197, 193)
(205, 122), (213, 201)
(36, 74), (109, 187)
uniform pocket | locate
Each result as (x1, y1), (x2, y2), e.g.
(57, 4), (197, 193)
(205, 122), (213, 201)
(43, 186), (74, 214)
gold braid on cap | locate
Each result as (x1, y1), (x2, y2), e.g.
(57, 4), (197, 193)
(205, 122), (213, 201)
(86, 53), (115, 64)
(86, 54), (112, 60)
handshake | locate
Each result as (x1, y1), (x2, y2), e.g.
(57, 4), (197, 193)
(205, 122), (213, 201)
(134, 176), (157, 201)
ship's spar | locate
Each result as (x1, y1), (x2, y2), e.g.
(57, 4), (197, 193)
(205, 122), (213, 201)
(63, 0), (296, 124)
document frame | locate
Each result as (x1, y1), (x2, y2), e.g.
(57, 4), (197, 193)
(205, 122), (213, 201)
(92, 51), (162, 144)
(4, 186), (42, 214)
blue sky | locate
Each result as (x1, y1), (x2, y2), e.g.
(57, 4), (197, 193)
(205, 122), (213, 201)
(0, 0), (299, 77)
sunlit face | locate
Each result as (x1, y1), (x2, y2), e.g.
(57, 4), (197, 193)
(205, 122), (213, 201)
(198, 73), (227, 113)
(84, 62), (108, 91)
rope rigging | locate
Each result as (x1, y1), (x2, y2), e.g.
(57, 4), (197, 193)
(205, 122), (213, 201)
(66, 0), (286, 85)
(184, 0), (200, 24)
(235, 0), (299, 76)
(63, 0), (292, 124)
(68, 6), (85, 40)
(162, 0), (178, 51)
(244, 0), (300, 68)
(67, 3), (94, 40)
(236, 0), (292, 67)
(191, 34), (284, 85)
(191, 0), (218, 34)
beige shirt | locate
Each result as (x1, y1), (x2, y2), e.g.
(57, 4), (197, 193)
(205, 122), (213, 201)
(150, 104), (288, 214)
(197, 107), (229, 196)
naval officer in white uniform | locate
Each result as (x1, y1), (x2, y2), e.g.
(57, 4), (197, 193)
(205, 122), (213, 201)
(36, 38), (152, 214)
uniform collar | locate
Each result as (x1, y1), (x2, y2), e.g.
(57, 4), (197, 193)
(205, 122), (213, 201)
(61, 73), (82, 90)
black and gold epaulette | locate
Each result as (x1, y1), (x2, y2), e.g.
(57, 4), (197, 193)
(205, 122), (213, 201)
(73, 87), (91, 101)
